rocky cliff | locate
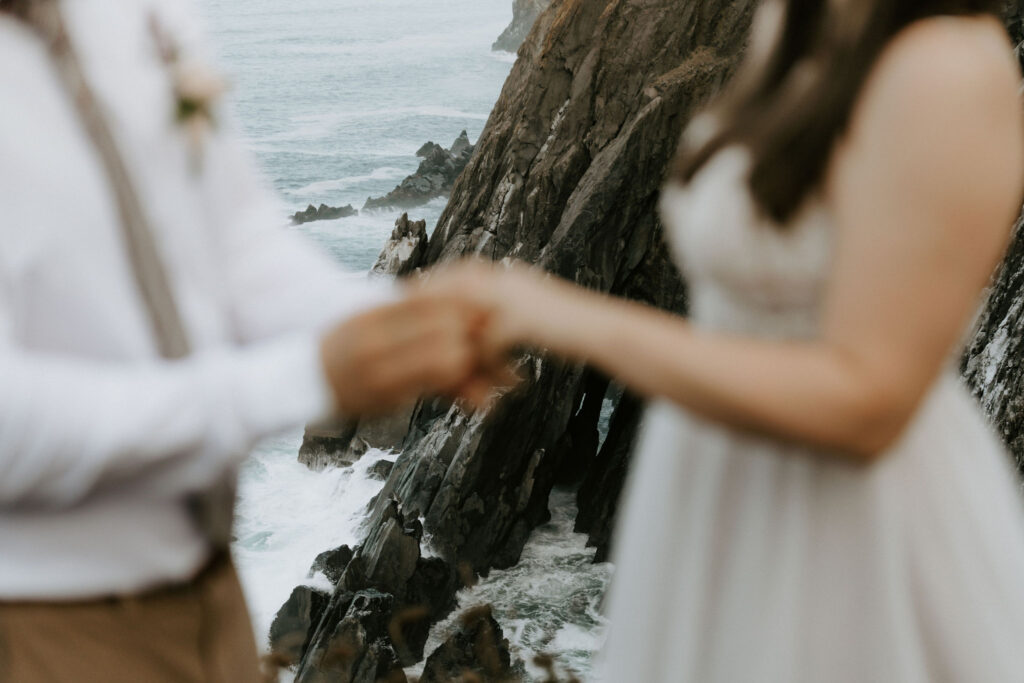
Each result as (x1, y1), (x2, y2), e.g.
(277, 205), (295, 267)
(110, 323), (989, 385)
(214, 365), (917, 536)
(279, 0), (759, 678)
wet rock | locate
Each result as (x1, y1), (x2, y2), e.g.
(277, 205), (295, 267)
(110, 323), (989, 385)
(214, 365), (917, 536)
(964, 212), (1024, 466)
(299, 408), (414, 471)
(362, 359), (575, 573)
(269, 585), (331, 668)
(298, 418), (360, 470)
(372, 213), (429, 277)
(291, 203), (358, 225)
(492, 0), (550, 53)
(419, 605), (513, 683)
(575, 392), (643, 562)
(369, 459), (395, 481)
(289, 502), (461, 677)
(297, 590), (406, 683)
(363, 132), (475, 211)
(310, 545), (356, 585)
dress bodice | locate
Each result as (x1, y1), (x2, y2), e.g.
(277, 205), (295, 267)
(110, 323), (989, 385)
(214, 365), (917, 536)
(659, 146), (833, 339)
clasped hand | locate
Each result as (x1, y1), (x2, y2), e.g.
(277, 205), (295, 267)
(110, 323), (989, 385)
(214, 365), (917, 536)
(318, 261), (552, 416)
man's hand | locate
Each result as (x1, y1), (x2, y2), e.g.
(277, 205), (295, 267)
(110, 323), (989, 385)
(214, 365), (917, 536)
(319, 296), (488, 416)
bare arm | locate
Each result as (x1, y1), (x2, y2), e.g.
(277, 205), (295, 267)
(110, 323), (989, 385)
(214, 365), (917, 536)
(428, 18), (1024, 462)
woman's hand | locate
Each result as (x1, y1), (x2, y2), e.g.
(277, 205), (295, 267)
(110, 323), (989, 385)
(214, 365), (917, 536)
(412, 259), (575, 358)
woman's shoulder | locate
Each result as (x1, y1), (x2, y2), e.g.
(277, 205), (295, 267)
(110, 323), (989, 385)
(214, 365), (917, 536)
(870, 15), (1019, 113)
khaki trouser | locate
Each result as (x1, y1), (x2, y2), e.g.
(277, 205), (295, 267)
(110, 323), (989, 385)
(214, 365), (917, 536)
(0, 554), (261, 683)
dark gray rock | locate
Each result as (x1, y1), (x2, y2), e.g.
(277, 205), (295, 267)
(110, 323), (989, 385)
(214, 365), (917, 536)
(299, 419), (360, 470)
(419, 605), (513, 683)
(310, 545), (356, 585)
(269, 585), (331, 668)
(492, 0), (550, 53)
(296, 590), (406, 683)
(575, 391), (642, 562)
(363, 132), (475, 211)
(299, 409), (413, 471)
(372, 213), (429, 277)
(288, 501), (461, 678)
(369, 459), (395, 481)
(291, 203), (358, 225)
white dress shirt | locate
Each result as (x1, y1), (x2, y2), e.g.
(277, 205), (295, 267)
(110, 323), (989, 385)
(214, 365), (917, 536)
(0, 0), (392, 599)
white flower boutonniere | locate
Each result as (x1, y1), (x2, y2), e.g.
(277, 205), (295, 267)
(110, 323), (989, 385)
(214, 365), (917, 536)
(148, 14), (227, 171)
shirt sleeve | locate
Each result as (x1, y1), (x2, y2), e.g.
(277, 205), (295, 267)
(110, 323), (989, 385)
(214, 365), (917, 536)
(0, 329), (332, 508)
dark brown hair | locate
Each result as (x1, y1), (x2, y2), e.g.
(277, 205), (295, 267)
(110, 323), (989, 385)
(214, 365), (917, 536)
(0, 0), (30, 18)
(674, 0), (1007, 225)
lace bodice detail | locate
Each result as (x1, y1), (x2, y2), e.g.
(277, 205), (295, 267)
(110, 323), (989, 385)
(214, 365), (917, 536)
(660, 146), (833, 339)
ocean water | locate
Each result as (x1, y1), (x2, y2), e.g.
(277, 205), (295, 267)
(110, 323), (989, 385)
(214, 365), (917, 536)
(198, 0), (611, 679)
(201, 0), (515, 270)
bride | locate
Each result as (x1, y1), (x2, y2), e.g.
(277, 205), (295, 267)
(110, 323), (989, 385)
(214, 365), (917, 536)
(424, 0), (1024, 679)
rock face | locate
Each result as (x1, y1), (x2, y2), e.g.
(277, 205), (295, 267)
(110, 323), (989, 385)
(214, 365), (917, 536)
(372, 213), (429, 277)
(363, 132), (475, 212)
(269, 585), (331, 668)
(292, 203), (358, 225)
(299, 409), (413, 471)
(309, 545), (356, 585)
(418, 605), (514, 683)
(289, 501), (461, 681)
(961, 8), (1024, 467)
(492, 0), (550, 52)
(574, 391), (642, 562)
(297, 589), (407, 683)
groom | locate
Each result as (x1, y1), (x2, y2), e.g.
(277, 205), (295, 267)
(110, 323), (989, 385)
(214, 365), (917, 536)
(0, 1), (495, 681)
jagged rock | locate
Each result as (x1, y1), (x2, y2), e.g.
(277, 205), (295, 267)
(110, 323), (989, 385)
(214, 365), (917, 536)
(352, 500), (421, 597)
(372, 213), (429, 277)
(299, 409), (413, 471)
(297, 590), (406, 683)
(416, 141), (445, 158)
(269, 585), (331, 668)
(288, 501), (461, 678)
(291, 203), (358, 225)
(363, 132), (475, 211)
(299, 419), (360, 470)
(419, 605), (513, 683)
(964, 212), (1024, 465)
(552, 370), (609, 485)
(361, 358), (574, 572)
(369, 459), (395, 481)
(310, 545), (356, 585)
(575, 391), (643, 562)
(492, 0), (550, 52)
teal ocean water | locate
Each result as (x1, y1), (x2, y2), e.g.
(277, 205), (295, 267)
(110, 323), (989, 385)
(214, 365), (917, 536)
(200, 1), (611, 679)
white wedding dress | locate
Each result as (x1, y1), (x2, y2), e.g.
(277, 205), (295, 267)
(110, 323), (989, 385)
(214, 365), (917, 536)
(599, 146), (1024, 682)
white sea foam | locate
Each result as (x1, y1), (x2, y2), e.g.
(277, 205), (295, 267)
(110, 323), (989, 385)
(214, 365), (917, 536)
(232, 431), (397, 648)
(408, 488), (612, 681)
(284, 167), (409, 196)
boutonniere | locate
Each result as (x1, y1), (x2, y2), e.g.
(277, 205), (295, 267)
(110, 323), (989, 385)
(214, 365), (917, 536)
(148, 14), (227, 171)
